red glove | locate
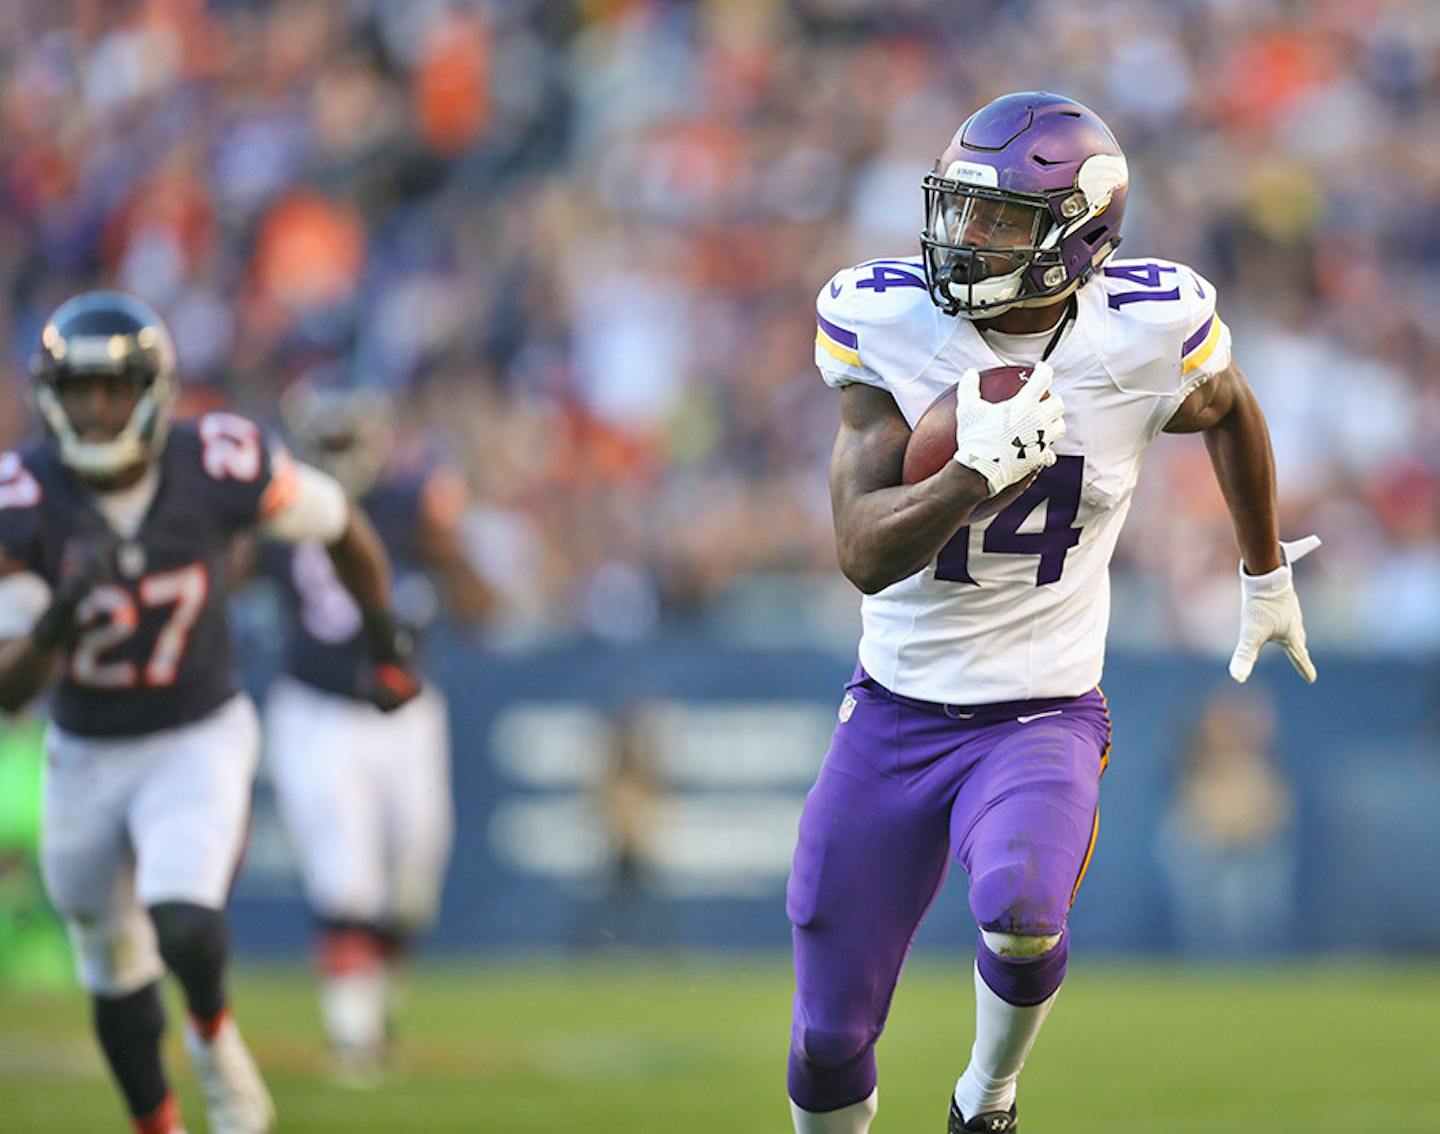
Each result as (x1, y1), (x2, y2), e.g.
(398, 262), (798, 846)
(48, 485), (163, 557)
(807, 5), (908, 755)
(360, 609), (421, 712)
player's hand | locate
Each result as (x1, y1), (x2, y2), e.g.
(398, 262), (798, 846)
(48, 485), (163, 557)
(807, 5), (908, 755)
(1229, 535), (1321, 684)
(952, 360), (1067, 496)
(360, 609), (422, 713)
(32, 530), (118, 650)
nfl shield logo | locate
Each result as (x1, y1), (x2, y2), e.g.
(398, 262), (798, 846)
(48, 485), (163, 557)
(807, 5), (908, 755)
(117, 541), (147, 579)
(838, 692), (857, 723)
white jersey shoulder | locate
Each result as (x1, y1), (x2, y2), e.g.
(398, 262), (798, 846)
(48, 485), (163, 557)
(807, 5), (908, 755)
(814, 256), (949, 391)
(1090, 256), (1231, 402)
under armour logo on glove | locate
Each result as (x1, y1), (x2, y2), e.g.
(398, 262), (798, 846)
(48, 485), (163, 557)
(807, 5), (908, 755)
(953, 362), (1067, 496)
(1011, 428), (1047, 461)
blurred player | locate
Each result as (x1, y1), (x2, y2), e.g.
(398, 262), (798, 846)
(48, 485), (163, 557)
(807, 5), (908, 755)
(0, 292), (419, 1134)
(257, 382), (491, 1084)
(789, 92), (1319, 1132)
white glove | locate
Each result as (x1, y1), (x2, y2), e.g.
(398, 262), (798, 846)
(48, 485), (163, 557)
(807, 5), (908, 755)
(1229, 535), (1321, 684)
(952, 361), (1068, 496)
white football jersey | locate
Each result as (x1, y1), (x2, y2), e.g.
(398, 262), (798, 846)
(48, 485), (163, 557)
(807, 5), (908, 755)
(816, 255), (1232, 704)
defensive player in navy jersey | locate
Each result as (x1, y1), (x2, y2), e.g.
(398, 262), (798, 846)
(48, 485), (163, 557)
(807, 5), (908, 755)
(255, 383), (491, 1084)
(0, 292), (420, 1134)
(789, 93), (1319, 1133)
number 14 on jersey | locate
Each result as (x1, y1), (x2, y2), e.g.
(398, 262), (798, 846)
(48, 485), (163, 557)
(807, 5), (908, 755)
(937, 456), (1085, 586)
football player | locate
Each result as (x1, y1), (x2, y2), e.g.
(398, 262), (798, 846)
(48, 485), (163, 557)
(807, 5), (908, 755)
(255, 382), (491, 1084)
(0, 292), (420, 1134)
(789, 92), (1319, 1133)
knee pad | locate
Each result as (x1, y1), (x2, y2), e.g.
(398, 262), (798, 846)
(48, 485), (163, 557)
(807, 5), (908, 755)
(969, 859), (1068, 938)
(788, 1024), (879, 1115)
(792, 1022), (874, 1072)
(148, 901), (228, 973)
(976, 928), (1070, 1007)
(981, 930), (1063, 958)
(67, 908), (165, 996)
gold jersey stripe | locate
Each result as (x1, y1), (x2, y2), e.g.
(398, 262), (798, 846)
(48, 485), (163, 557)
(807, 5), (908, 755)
(816, 326), (862, 368)
(1181, 316), (1225, 375)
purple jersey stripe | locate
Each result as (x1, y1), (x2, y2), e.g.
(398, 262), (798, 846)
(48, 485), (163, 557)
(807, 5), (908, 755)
(816, 310), (858, 349)
(1182, 314), (1214, 357)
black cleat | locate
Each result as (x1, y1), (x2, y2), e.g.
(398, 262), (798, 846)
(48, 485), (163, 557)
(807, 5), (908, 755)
(948, 1096), (1018, 1132)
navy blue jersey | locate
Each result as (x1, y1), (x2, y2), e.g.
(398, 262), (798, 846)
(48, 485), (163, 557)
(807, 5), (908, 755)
(0, 414), (294, 737)
(261, 472), (438, 700)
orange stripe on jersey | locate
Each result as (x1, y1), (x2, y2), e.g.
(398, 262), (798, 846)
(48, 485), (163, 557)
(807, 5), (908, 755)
(1069, 808), (1101, 907)
(257, 448), (300, 519)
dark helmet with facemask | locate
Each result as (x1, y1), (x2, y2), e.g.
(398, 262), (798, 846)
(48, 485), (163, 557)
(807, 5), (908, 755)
(30, 290), (177, 478)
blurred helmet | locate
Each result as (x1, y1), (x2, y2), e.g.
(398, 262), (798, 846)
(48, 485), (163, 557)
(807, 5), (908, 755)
(30, 290), (177, 478)
(279, 381), (394, 498)
(920, 91), (1128, 319)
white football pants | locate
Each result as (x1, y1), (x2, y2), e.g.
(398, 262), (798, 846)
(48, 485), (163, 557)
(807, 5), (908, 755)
(264, 676), (453, 932)
(40, 694), (260, 995)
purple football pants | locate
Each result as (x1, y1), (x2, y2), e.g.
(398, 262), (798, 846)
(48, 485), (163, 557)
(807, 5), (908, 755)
(786, 666), (1111, 1113)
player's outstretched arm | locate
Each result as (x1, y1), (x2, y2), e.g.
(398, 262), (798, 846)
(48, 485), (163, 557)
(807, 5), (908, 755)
(1164, 359), (1318, 683)
(326, 502), (422, 711)
(830, 384), (992, 594)
(261, 461), (420, 711)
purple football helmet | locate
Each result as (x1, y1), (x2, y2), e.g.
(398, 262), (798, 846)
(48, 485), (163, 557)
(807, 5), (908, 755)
(920, 91), (1128, 319)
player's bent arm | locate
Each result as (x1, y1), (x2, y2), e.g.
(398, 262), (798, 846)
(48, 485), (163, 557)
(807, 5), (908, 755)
(0, 635), (64, 713)
(1162, 359), (1282, 575)
(831, 384), (990, 594)
(0, 573), (65, 713)
(259, 461), (396, 616)
(325, 503), (393, 619)
(261, 461), (418, 707)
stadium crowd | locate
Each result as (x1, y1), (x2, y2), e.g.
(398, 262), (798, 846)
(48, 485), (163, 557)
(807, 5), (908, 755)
(0, 0), (1435, 651)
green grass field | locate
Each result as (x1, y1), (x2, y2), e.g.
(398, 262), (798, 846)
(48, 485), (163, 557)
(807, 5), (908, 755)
(1, 956), (1436, 1132)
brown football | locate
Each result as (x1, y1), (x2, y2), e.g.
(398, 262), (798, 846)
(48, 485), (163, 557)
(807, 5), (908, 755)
(901, 365), (1045, 522)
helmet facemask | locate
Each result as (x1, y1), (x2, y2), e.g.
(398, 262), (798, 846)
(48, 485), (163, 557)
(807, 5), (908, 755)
(33, 320), (176, 483)
(280, 383), (393, 498)
(919, 138), (1129, 320)
(921, 174), (1056, 318)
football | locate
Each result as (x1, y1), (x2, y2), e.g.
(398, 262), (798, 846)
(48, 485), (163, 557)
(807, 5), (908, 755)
(901, 365), (1045, 522)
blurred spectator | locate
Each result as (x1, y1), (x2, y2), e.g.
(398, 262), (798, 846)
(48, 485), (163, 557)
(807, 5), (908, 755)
(1156, 686), (1298, 956)
(571, 699), (673, 949)
(0, 0), (1436, 649)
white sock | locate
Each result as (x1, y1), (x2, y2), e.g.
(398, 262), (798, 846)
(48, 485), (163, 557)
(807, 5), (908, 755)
(789, 1089), (877, 1133)
(320, 969), (388, 1053)
(952, 962), (1058, 1120)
